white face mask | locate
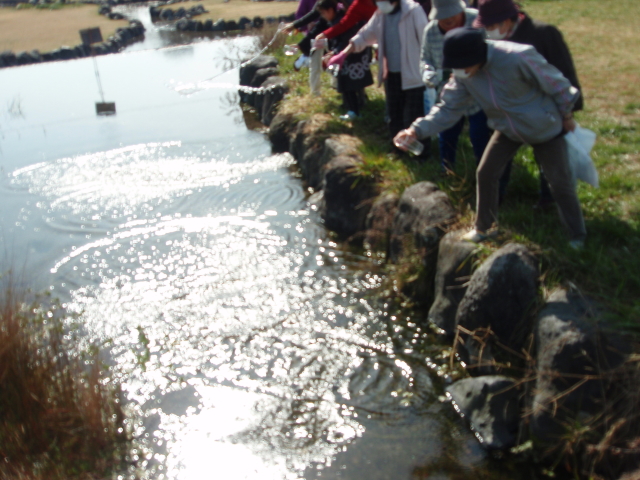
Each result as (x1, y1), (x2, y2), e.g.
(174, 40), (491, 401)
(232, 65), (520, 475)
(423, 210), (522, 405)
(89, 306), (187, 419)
(452, 68), (471, 79)
(485, 26), (508, 40)
(376, 1), (394, 14)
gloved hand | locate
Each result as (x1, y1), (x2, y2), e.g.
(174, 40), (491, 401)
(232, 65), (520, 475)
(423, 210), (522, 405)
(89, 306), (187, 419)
(327, 50), (348, 67)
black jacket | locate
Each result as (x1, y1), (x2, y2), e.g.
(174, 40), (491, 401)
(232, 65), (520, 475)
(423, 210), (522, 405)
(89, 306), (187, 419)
(509, 13), (583, 111)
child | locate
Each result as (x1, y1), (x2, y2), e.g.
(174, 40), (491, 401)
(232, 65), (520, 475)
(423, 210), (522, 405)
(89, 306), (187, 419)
(316, 0), (373, 119)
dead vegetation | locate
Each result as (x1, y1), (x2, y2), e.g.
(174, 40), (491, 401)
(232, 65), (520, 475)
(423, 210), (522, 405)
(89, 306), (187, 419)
(0, 274), (132, 479)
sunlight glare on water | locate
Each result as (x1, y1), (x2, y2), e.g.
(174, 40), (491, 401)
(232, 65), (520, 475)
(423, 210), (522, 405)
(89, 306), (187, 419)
(0, 13), (498, 479)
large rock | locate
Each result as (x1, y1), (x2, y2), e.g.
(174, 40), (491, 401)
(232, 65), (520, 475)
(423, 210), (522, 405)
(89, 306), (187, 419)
(251, 66), (279, 88)
(289, 114), (332, 186)
(15, 50), (41, 65)
(176, 18), (190, 31)
(455, 243), (539, 374)
(428, 231), (478, 337)
(259, 76), (288, 126)
(238, 16), (251, 29)
(363, 192), (398, 253)
(1, 50), (17, 68)
(56, 46), (76, 60)
(390, 182), (456, 308)
(531, 289), (629, 449)
(212, 19), (227, 32)
(252, 16), (264, 29)
(239, 55), (278, 87)
(320, 156), (377, 238)
(446, 376), (521, 451)
(160, 8), (174, 20)
(267, 112), (297, 153)
(390, 182), (456, 262)
(304, 134), (362, 190)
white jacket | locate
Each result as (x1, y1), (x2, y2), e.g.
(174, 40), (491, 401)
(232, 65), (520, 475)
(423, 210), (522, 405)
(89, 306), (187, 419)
(351, 0), (428, 90)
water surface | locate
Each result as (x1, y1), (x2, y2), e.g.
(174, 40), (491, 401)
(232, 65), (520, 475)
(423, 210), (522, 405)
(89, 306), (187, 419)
(0, 12), (515, 480)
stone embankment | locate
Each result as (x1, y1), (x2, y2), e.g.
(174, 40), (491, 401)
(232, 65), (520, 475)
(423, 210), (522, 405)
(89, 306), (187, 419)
(240, 55), (639, 478)
(149, 4), (295, 34)
(0, 5), (144, 69)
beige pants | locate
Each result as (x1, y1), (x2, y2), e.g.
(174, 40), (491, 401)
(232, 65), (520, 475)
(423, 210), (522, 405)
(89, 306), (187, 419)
(476, 131), (586, 241)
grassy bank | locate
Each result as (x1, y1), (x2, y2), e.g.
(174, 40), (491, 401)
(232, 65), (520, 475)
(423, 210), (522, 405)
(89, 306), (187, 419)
(0, 4), (128, 53)
(0, 275), (133, 479)
(268, 0), (640, 334)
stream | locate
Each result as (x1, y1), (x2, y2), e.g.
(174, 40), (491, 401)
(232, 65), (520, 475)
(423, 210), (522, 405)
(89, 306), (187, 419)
(0, 6), (525, 480)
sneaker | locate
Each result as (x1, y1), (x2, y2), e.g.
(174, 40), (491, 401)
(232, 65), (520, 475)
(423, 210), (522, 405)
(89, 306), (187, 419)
(461, 228), (497, 244)
(568, 239), (585, 251)
(294, 54), (310, 71)
(339, 111), (358, 121)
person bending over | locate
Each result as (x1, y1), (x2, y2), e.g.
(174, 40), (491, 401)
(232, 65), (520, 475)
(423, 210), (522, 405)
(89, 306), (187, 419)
(395, 27), (586, 249)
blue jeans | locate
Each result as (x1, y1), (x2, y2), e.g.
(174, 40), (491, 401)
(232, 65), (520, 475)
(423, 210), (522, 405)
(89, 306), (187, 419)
(438, 109), (492, 168)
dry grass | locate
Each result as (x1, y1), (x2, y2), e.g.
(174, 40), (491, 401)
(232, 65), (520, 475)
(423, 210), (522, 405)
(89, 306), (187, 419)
(0, 4), (129, 53)
(192, 0), (297, 22)
(0, 274), (131, 479)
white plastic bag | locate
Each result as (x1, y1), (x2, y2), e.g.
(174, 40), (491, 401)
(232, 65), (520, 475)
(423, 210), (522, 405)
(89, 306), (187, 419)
(565, 124), (599, 187)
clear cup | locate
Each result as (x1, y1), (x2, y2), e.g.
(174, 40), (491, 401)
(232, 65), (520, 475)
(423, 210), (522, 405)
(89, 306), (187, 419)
(284, 44), (297, 56)
(394, 132), (424, 156)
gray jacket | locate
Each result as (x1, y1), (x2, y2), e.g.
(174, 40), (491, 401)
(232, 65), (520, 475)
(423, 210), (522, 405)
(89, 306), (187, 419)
(411, 40), (580, 145)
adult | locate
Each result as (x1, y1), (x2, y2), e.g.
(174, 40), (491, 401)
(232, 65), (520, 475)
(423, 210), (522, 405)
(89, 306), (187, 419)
(295, 0), (318, 29)
(473, 0), (583, 209)
(421, 0), (491, 170)
(395, 28), (586, 249)
(331, 0), (429, 153)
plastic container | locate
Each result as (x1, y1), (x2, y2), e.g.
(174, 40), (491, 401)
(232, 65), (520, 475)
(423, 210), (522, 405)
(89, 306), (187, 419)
(394, 133), (424, 156)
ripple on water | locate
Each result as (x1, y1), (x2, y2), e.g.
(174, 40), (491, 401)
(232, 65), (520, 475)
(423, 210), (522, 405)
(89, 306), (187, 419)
(10, 141), (295, 217)
(58, 211), (392, 478)
(10, 139), (458, 479)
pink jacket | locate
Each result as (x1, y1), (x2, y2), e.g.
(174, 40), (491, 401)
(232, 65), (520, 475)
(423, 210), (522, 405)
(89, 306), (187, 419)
(351, 0), (428, 90)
